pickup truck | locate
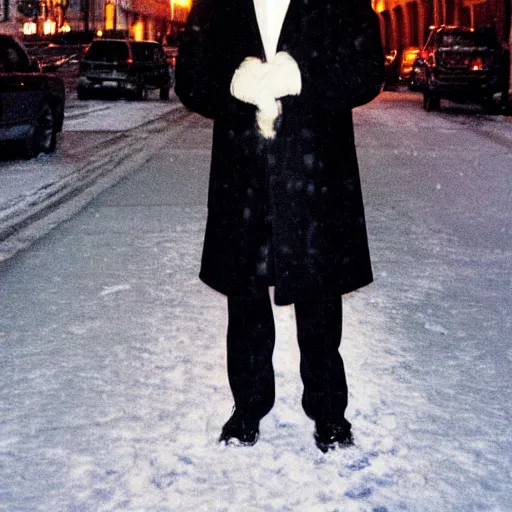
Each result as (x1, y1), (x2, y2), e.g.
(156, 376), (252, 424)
(0, 34), (65, 158)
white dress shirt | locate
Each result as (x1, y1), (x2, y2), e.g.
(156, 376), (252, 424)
(253, 0), (290, 61)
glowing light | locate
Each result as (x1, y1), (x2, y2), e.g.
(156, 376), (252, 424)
(470, 57), (484, 71)
(170, 0), (192, 20)
(132, 20), (144, 41)
(59, 21), (71, 33)
(23, 22), (37, 35)
(373, 0), (386, 13)
(105, 2), (115, 31)
(97, 30), (104, 37)
(43, 19), (57, 35)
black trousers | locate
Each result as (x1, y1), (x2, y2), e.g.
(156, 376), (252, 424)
(226, 292), (348, 423)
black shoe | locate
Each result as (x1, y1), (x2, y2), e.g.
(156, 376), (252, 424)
(314, 420), (353, 453)
(219, 410), (260, 446)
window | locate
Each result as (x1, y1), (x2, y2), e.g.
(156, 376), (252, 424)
(0, 43), (26, 72)
(5, 48), (20, 71)
(85, 41), (130, 62)
(441, 30), (497, 49)
(131, 43), (158, 63)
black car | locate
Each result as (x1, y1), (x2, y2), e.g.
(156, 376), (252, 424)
(77, 39), (172, 100)
(416, 26), (505, 112)
(0, 34), (65, 158)
(384, 47), (420, 89)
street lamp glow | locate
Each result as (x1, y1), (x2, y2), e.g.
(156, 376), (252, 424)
(43, 18), (57, 35)
(170, 0), (191, 20)
(59, 21), (71, 33)
(23, 22), (37, 35)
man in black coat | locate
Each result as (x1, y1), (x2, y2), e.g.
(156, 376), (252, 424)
(175, 0), (384, 452)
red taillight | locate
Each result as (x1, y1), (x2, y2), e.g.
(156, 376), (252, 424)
(470, 57), (484, 71)
(117, 58), (134, 72)
(420, 50), (429, 60)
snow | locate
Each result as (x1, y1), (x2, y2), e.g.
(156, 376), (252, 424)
(64, 99), (183, 132)
(1, 91), (512, 510)
(0, 159), (78, 223)
(0, 93), (183, 261)
(0, 96), (176, 225)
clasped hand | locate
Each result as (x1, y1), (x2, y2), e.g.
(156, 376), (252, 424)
(230, 52), (301, 139)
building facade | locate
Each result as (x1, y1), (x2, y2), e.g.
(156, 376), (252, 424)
(373, 0), (510, 52)
(1, 0), (18, 34)
(1, 0), (191, 40)
(3, 1), (508, 53)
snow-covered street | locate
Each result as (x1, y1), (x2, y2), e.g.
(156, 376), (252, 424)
(1, 91), (512, 511)
(0, 93), (189, 262)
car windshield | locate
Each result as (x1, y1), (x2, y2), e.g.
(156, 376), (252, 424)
(0, 38), (30, 72)
(441, 31), (495, 48)
(85, 41), (129, 62)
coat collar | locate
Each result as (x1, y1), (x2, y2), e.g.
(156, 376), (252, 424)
(276, 0), (304, 53)
(244, 0), (304, 60)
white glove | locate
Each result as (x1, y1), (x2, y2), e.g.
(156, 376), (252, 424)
(230, 53), (302, 139)
(264, 51), (302, 99)
(230, 53), (302, 105)
(230, 57), (270, 107)
(256, 98), (282, 139)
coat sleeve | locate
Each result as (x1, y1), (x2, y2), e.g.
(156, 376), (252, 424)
(174, 0), (218, 118)
(174, 0), (255, 120)
(284, 0), (384, 114)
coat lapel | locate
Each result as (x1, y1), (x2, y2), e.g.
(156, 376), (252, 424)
(276, 0), (304, 53)
(241, 0), (303, 60)
(241, 0), (266, 60)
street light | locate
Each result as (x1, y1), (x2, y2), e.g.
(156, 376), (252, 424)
(170, 0), (191, 21)
(43, 16), (56, 34)
(105, 0), (116, 31)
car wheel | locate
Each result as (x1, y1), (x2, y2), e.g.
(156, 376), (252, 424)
(77, 86), (90, 101)
(159, 86), (170, 100)
(24, 103), (57, 159)
(423, 89), (440, 112)
(482, 95), (499, 114)
(134, 80), (148, 101)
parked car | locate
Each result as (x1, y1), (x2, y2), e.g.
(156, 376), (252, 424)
(0, 34), (65, 158)
(400, 47), (421, 85)
(163, 45), (178, 70)
(384, 46), (421, 89)
(77, 39), (172, 100)
(383, 49), (399, 89)
(407, 54), (425, 91)
(415, 26), (505, 112)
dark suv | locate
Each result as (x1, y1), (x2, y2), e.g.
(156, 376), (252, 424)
(77, 39), (172, 100)
(0, 34), (65, 158)
(416, 26), (505, 112)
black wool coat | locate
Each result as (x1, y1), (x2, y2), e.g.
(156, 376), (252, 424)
(175, 0), (384, 305)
